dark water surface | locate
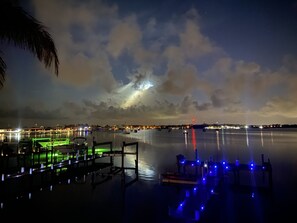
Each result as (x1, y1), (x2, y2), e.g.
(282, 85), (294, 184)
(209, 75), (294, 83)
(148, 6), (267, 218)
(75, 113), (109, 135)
(1, 128), (296, 222)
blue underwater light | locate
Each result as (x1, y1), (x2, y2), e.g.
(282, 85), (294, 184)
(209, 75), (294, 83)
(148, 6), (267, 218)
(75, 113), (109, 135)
(250, 162), (254, 170)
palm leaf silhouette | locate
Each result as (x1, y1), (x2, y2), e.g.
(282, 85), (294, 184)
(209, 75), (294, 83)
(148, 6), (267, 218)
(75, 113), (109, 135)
(0, 0), (59, 88)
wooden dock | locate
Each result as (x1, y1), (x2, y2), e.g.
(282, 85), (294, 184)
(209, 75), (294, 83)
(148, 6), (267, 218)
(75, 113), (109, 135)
(161, 153), (273, 222)
(161, 153), (272, 187)
(0, 140), (139, 203)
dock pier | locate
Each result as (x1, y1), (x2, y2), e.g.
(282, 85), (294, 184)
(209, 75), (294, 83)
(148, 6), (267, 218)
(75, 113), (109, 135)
(161, 153), (273, 222)
(0, 140), (139, 205)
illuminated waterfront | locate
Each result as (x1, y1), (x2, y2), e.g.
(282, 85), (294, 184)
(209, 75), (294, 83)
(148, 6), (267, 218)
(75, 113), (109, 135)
(0, 128), (296, 222)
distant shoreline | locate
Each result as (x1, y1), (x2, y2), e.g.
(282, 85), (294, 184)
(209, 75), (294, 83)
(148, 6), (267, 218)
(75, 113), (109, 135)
(2, 123), (297, 131)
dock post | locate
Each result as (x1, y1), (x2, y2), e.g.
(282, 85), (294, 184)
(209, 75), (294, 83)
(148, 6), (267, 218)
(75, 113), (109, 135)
(201, 163), (204, 179)
(45, 150), (48, 167)
(176, 154), (185, 174)
(122, 142), (125, 173)
(268, 158), (273, 188)
(261, 154), (273, 188)
(195, 149), (198, 176)
(50, 147), (53, 164)
(92, 141), (95, 166)
(22, 154), (26, 168)
(31, 153), (34, 166)
(110, 142), (113, 167)
(135, 142), (138, 180)
(37, 149), (40, 165)
(121, 141), (125, 186)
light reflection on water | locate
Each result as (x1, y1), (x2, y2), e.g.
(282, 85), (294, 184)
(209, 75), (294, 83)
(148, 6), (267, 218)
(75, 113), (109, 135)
(2, 128), (297, 179)
(4, 128), (297, 172)
(124, 157), (156, 182)
(1, 128), (297, 222)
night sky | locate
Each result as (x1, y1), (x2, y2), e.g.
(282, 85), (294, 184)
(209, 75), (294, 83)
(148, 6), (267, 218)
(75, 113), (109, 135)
(1, 0), (297, 128)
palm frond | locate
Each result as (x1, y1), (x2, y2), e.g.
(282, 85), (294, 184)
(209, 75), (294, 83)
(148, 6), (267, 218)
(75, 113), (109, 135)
(0, 1), (59, 88)
(0, 55), (6, 88)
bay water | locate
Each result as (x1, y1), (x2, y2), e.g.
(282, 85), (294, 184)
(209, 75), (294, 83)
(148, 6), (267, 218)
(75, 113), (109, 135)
(0, 128), (296, 222)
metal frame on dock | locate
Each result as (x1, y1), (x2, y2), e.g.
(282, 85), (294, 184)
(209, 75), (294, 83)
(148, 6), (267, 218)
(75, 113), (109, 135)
(0, 140), (139, 203)
(161, 153), (273, 189)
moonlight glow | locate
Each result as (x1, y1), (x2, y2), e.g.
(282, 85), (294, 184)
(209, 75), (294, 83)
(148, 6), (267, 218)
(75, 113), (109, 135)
(138, 81), (153, 91)
(122, 81), (154, 108)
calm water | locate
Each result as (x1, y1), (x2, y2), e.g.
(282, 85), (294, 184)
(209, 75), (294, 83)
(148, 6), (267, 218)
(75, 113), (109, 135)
(1, 128), (297, 222)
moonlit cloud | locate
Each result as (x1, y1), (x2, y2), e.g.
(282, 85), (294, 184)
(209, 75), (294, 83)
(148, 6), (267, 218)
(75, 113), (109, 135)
(0, 0), (297, 127)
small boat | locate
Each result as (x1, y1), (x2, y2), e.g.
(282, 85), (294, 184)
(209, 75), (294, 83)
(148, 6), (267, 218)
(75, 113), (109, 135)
(54, 136), (88, 155)
(161, 172), (199, 185)
(18, 137), (70, 154)
(17, 137), (87, 154)
(35, 137), (71, 149)
(72, 136), (88, 150)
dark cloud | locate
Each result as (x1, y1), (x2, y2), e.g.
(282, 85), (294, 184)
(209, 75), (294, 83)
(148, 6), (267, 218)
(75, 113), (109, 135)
(1, 0), (297, 127)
